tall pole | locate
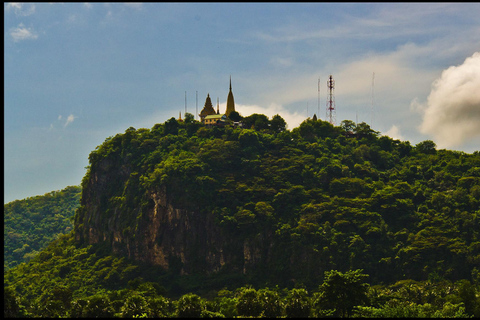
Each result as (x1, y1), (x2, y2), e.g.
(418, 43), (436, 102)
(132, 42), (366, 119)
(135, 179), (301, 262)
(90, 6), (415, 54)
(196, 90), (198, 121)
(185, 91), (187, 116)
(326, 75), (336, 125)
(318, 77), (320, 120)
(371, 72), (375, 127)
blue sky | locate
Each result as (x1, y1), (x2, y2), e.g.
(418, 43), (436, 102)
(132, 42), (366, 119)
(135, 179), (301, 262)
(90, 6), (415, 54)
(4, 2), (480, 203)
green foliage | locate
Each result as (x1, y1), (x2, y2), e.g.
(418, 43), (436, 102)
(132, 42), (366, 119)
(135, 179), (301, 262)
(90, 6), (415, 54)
(176, 293), (205, 318)
(285, 288), (311, 318)
(4, 113), (480, 317)
(4, 185), (81, 270)
(317, 269), (370, 317)
(235, 287), (263, 317)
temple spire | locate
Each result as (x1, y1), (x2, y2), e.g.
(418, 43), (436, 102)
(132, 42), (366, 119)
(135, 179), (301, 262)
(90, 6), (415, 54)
(225, 76), (235, 116)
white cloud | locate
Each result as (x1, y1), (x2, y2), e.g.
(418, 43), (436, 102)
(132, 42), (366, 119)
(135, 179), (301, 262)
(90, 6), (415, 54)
(234, 103), (306, 130)
(383, 125), (404, 141)
(124, 3), (143, 10)
(5, 3), (35, 16)
(10, 24), (38, 42)
(419, 52), (480, 148)
(64, 114), (76, 128)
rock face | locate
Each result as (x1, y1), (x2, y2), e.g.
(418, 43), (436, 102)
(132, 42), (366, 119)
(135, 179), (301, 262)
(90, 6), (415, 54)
(74, 157), (264, 275)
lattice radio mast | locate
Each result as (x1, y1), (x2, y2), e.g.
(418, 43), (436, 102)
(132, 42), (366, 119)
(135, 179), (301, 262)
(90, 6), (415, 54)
(371, 72), (375, 127)
(326, 75), (336, 125)
(318, 77), (320, 119)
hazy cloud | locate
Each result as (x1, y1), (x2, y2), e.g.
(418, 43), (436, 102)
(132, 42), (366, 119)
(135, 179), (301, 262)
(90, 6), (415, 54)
(5, 3), (35, 16)
(10, 23), (38, 42)
(64, 114), (76, 128)
(124, 3), (143, 10)
(384, 125), (404, 141)
(419, 52), (480, 148)
(235, 103), (306, 130)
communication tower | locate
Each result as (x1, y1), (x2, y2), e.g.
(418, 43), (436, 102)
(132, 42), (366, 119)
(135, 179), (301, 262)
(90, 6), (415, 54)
(318, 77), (321, 119)
(326, 75), (336, 125)
(371, 72), (375, 127)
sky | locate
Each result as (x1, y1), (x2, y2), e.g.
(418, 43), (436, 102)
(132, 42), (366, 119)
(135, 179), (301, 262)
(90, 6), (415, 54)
(4, 2), (480, 203)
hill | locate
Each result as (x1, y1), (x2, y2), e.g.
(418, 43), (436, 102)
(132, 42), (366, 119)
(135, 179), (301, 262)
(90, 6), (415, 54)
(74, 116), (480, 285)
(4, 185), (81, 270)
(4, 114), (480, 317)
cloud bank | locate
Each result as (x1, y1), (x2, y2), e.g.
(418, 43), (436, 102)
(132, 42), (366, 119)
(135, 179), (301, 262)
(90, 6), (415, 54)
(234, 103), (307, 130)
(418, 52), (480, 148)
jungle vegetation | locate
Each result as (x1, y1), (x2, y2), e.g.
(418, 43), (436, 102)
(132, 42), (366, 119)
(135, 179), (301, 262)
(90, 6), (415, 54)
(4, 113), (480, 317)
(4, 185), (81, 270)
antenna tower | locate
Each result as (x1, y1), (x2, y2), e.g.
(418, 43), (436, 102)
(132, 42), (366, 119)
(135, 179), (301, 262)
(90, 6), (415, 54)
(196, 91), (198, 120)
(371, 72), (375, 127)
(318, 77), (320, 120)
(326, 75), (336, 125)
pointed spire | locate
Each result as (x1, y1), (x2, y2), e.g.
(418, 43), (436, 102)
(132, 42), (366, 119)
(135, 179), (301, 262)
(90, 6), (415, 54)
(226, 76), (235, 116)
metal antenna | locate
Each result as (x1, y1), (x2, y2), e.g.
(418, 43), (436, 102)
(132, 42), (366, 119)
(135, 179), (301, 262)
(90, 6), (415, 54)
(371, 72), (375, 127)
(326, 75), (336, 125)
(318, 77), (320, 120)
(196, 90), (198, 121)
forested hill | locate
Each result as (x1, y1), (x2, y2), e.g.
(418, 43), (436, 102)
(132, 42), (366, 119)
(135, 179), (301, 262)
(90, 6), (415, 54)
(74, 114), (480, 285)
(4, 114), (480, 318)
(4, 185), (81, 270)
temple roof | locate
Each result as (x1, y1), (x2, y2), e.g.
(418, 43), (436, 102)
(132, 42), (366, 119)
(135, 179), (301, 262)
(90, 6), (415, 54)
(199, 93), (216, 117)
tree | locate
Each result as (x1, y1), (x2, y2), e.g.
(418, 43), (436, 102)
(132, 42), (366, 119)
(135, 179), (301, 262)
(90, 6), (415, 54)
(416, 140), (437, 154)
(355, 122), (379, 139)
(317, 269), (370, 317)
(164, 117), (179, 135)
(121, 292), (151, 318)
(242, 113), (269, 130)
(82, 294), (115, 318)
(285, 288), (311, 318)
(176, 293), (205, 318)
(184, 112), (195, 124)
(270, 114), (287, 133)
(258, 288), (284, 318)
(236, 287), (263, 317)
(4, 287), (20, 318)
(341, 119), (356, 133)
(228, 110), (242, 122)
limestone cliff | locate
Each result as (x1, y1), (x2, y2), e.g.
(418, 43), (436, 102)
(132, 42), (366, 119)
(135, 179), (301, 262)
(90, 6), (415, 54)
(74, 155), (267, 275)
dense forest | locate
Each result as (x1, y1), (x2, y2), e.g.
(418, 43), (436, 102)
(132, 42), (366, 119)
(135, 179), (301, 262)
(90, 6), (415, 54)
(4, 186), (81, 270)
(4, 113), (480, 317)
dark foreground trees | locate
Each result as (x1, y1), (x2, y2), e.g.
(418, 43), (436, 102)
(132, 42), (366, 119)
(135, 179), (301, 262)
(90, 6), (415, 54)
(5, 269), (478, 318)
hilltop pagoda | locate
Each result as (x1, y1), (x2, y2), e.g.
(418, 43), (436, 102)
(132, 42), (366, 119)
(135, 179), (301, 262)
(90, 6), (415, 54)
(199, 77), (236, 125)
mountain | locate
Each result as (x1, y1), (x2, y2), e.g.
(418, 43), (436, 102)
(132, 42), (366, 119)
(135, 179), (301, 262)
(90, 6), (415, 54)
(73, 116), (480, 286)
(4, 185), (81, 270)
(4, 114), (480, 317)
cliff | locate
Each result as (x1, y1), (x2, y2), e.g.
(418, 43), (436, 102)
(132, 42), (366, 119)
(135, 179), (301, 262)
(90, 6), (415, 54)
(73, 127), (272, 275)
